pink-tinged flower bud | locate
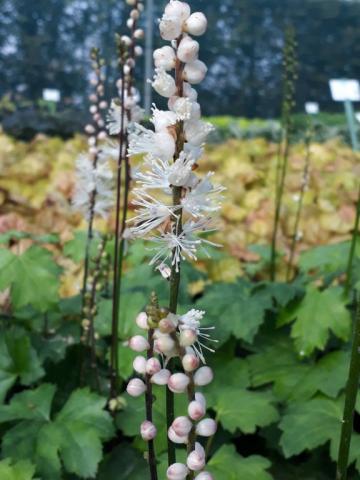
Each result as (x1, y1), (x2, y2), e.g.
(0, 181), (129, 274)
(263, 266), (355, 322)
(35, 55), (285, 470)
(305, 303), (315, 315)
(155, 333), (175, 355)
(97, 131), (107, 140)
(188, 400), (205, 421)
(168, 373), (190, 393)
(133, 355), (147, 374)
(194, 366), (213, 386)
(146, 357), (161, 375)
(196, 418), (217, 437)
(166, 463), (189, 480)
(97, 118), (105, 128)
(99, 100), (108, 109)
(130, 8), (139, 19)
(179, 329), (197, 347)
(89, 93), (98, 103)
(184, 12), (208, 36)
(124, 64), (131, 75)
(172, 416), (193, 436)
(129, 335), (150, 352)
(134, 28), (144, 39)
(168, 426), (188, 444)
(90, 105), (98, 114)
(159, 317), (177, 334)
(136, 312), (149, 330)
(182, 353), (199, 372)
(140, 420), (157, 441)
(187, 442), (206, 471)
(126, 18), (134, 29)
(121, 35), (132, 46)
(195, 472), (214, 480)
(195, 392), (206, 408)
(154, 46), (177, 71)
(177, 36), (199, 63)
(151, 368), (171, 385)
(88, 136), (96, 146)
(153, 68), (177, 98)
(165, 1), (191, 22)
(160, 15), (182, 41)
(126, 378), (146, 397)
(84, 124), (95, 135)
(183, 60), (207, 84)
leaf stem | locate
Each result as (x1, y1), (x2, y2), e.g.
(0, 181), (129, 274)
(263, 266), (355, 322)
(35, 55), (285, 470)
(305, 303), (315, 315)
(336, 294), (360, 480)
(146, 327), (158, 480)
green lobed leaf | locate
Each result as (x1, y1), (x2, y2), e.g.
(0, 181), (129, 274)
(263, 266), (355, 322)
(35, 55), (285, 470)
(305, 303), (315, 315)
(0, 385), (115, 479)
(0, 459), (36, 480)
(98, 444), (148, 480)
(63, 230), (100, 262)
(299, 240), (360, 274)
(0, 246), (60, 312)
(208, 444), (273, 480)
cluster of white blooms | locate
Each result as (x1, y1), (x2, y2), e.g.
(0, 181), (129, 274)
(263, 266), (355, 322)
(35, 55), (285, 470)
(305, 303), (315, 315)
(73, 50), (114, 220)
(106, 0), (145, 137)
(128, 0), (223, 275)
(126, 308), (216, 479)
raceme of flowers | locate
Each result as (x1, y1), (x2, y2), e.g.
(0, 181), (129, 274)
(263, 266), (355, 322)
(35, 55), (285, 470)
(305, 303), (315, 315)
(127, 0), (224, 276)
(127, 307), (217, 480)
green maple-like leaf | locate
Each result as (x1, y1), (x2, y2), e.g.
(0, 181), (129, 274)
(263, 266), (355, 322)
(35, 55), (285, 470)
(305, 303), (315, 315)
(98, 444), (148, 480)
(278, 286), (351, 356)
(0, 329), (44, 403)
(0, 246), (60, 312)
(196, 281), (271, 345)
(209, 386), (278, 434)
(0, 459), (36, 480)
(248, 334), (348, 401)
(208, 445), (273, 480)
(63, 230), (100, 262)
(0, 384), (114, 479)
(299, 240), (360, 274)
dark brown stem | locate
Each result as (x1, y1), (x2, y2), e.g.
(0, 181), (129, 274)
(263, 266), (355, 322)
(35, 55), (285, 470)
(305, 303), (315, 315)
(145, 328), (158, 480)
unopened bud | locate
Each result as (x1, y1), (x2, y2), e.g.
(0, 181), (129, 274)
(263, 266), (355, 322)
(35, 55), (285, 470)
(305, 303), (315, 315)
(151, 368), (171, 385)
(129, 335), (150, 352)
(166, 463), (189, 480)
(168, 373), (190, 393)
(141, 420), (157, 441)
(196, 418), (217, 437)
(195, 472), (214, 480)
(179, 329), (197, 347)
(172, 416), (193, 436)
(136, 311), (149, 330)
(168, 426), (189, 445)
(126, 378), (146, 397)
(183, 60), (207, 85)
(194, 366), (213, 386)
(155, 334), (175, 354)
(184, 12), (208, 36)
(146, 357), (162, 375)
(186, 442), (206, 471)
(154, 46), (176, 71)
(177, 36), (199, 63)
(133, 355), (147, 374)
(182, 353), (199, 372)
(188, 400), (205, 421)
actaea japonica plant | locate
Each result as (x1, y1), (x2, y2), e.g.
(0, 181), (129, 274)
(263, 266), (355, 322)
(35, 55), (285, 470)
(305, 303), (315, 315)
(124, 1), (223, 479)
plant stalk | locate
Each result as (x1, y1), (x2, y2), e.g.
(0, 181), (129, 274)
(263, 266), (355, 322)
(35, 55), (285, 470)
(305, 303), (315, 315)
(145, 327), (158, 480)
(345, 184), (360, 297)
(336, 294), (360, 480)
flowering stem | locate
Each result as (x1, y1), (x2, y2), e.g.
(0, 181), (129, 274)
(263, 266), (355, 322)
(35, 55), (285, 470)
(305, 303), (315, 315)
(145, 327), (158, 480)
(286, 131), (311, 281)
(110, 63), (126, 399)
(336, 293), (360, 480)
(345, 184), (360, 297)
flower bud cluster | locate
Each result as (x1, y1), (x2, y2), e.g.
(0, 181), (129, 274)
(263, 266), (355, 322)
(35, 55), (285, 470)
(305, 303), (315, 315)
(126, 307), (217, 478)
(128, 0), (224, 274)
(106, 0), (144, 137)
(73, 49), (114, 220)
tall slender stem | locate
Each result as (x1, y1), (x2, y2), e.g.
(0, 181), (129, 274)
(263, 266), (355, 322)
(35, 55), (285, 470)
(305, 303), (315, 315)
(336, 295), (360, 480)
(110, 64), (126, 399)
(145, 327), (158, 480)
(345, 184), (360, 297)
(286, 132), (311, 281)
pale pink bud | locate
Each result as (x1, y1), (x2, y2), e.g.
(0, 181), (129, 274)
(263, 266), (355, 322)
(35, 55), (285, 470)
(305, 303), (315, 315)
(159, 317), (177, 334)
(177, 36), (199, 63)
(168, 426), (188, 444)
(85, 124), (95, 134)
(155, 333), (175, 355)
(166, 463), (189, 480)
(188, 400), (205, 421)
(165, 1), (191, 22)
(89, 147), (98, 155)
(134, 46), (143, 56)
(159, 15), (182, 41)
(136, 311), (149, 330)
(89, 105), (97, 114)
(151, 369), (171, 385)
(140, 420), (157, 441)
(134, 28), (144, 39)
(121, 35), (132, 46)
(196, 418), (217, 437)
(172, 416), (193, 436)
(195, 472), (213, 480)
(183, 82), (198, 101)
(194, 366), (213, 386)
(179, 329), (197, 347)
(154, 46), (177, 71)
(184, 12), (208, 36)
(99, 100), (108, 109)
(130, 8), (139, 19)
(182, 353), (199, 372)
(88, 136), (96, 146)
(153, 68), (177, 98)
(97, 119), (105, 128)
(97, 131), (107, 140)
(187, 442), (206, 471)
(124, 64), (131, 75)
(126, 378), (146, 397)
(129, 335), (150, 352)
(146, 357), (162, 375)
(133, 355), (147, 374)
(89, 93), (98, 103)
(138, 3), (144, 12)
(168, 373), (190, 393)
(126, 18), (134, 29)
(195, 392), (206, 408)
(183, 60), (207, 84)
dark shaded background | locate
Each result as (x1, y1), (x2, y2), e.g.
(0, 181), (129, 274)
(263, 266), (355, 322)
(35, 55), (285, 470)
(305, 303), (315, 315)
(0, 0), (360, 119)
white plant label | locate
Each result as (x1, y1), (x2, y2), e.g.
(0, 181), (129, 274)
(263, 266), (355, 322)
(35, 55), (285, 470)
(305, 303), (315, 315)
(329, 79), (360, 102)
(43, 88), (61, 102)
